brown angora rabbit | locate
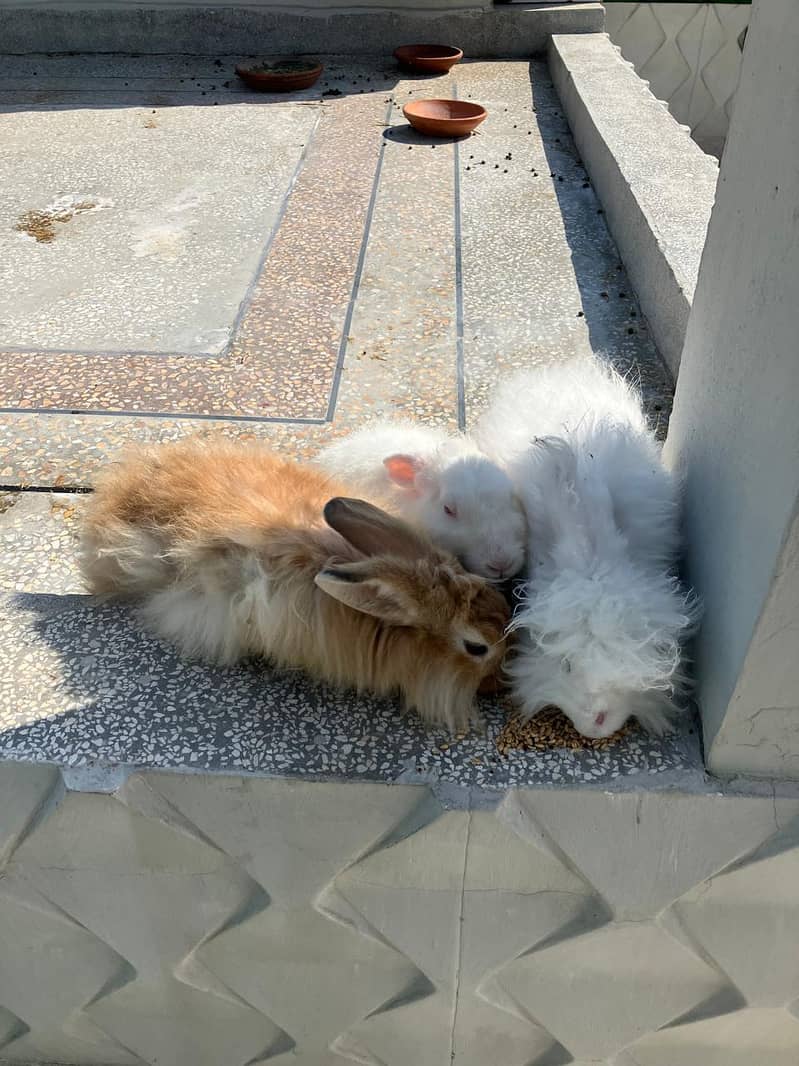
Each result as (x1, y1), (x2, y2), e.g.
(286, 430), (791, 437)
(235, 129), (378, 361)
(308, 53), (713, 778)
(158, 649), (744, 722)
(80, 440), (510, 731)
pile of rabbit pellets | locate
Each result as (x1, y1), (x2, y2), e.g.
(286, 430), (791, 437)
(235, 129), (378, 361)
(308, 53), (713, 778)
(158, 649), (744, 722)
(496, 708), (633, 754)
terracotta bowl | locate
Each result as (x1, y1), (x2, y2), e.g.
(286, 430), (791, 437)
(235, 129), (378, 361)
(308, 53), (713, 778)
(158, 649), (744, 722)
(394, 44), (464, 74)
(403, 99), (487, 138)
(235, 61), (324, 92)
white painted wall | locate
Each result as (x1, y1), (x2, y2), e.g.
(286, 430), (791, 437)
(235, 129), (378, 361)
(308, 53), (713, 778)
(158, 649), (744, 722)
(605, 3), (751, 157)
(664, 0), (799, 778)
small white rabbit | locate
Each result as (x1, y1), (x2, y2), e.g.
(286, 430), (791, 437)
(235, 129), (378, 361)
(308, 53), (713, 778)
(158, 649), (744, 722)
(316, 422), (527, 581)
(476, 358), (700, 739)
(80, 439), (511, 732)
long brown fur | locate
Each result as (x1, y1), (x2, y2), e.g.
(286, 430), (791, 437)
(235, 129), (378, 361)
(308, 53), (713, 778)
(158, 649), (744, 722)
(81, 438), (510, 731)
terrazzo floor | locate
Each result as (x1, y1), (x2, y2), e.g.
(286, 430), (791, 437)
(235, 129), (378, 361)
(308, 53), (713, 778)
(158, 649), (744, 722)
(0, 53), (671, 487)
(0, 55), (696, 786)
(0, 492), (703, 789)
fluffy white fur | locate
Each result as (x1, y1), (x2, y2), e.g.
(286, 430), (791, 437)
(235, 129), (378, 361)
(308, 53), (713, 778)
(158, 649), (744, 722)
(317, 421), (527, 580)
(476, 358), (700, 738)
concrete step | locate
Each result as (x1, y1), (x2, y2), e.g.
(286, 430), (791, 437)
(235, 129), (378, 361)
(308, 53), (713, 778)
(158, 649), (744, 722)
(550, 33), (719, 375)
(2, 3), (604, 57)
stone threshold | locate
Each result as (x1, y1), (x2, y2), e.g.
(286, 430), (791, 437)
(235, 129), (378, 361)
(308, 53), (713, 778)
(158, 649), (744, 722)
(0, 3), (604, 57)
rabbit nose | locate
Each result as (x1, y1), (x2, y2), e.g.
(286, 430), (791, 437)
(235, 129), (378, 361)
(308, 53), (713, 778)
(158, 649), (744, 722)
(594, 712), (607, 727)
(487, 556), (511, 577)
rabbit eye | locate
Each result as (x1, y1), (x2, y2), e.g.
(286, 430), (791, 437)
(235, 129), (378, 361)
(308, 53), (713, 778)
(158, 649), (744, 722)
(562, 657), (572, 674)
(464, 640), (488, 657)
(443, 503), (458, 518)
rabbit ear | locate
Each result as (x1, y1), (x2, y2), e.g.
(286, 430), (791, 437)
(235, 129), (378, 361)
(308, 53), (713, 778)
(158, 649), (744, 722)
(383, 454), (438, 498)
(314, 563), (420, 625)
(324, 497), (428, 560)
(383, 453), (424, 488)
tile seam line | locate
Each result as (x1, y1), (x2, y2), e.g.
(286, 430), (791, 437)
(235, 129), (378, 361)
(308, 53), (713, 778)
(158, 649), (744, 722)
(323, 97), (393, 423)
(448, 804), (471, 1063)
(1, 347), (219, 359)
(453, 80), (466, 432)
(0, 406), (326, 425)
(223, 107), (323, 357)
(0, 483), (93, 494)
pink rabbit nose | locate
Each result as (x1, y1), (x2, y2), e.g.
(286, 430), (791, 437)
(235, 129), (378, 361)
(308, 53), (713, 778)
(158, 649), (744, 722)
(594, 712), (607, 727)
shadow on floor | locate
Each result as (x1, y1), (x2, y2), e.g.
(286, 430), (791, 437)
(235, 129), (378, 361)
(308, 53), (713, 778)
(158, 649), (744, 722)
(0, 54), (450, 116)
(526, 59), (674, 434)
(0, 591), (704, 786)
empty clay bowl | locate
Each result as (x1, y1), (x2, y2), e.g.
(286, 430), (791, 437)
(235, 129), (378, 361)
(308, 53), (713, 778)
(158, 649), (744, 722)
(235, 60), (324, 92)
(394, 44), (464, 74)
(403, 99), (487, 138)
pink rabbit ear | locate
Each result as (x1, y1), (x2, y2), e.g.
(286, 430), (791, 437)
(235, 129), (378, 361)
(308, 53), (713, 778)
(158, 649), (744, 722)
(383, 453), (425, 489)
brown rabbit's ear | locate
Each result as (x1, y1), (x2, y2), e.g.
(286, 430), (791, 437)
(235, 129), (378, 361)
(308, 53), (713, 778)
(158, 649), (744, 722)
(314, 563), (420, 625)
(323, 497), (429, 560)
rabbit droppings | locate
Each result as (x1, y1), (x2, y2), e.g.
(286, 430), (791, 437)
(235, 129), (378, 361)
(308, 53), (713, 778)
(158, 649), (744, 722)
(80, 440), (510, 732)
(316, 422), (527, 581)
(476, 358), (700, 740)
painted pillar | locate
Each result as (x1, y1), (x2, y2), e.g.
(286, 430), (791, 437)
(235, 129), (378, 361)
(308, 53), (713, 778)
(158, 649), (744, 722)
(664, 0), (799, 777)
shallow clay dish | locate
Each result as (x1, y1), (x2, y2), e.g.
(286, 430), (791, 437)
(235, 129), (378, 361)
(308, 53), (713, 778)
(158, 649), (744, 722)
(403, 99), (487, 138)
(235, 60), (324, 92)
(394, 44), (464, 74)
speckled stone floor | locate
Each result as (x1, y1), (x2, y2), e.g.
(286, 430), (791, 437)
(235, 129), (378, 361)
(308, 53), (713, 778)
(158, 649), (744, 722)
(0, 54), (671, 487)
(0, 492), (703, 789)
(0, 55), (694, 786)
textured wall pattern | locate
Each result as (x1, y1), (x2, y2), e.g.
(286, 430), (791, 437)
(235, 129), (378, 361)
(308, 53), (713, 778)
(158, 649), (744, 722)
(605, 3), (751, 157)
(2, 762), (799, 1065)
